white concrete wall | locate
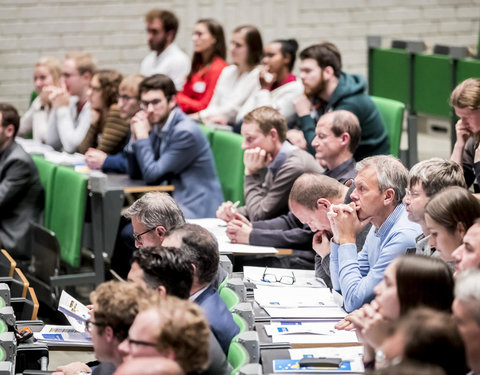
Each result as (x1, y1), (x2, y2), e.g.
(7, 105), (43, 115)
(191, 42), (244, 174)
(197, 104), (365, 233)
(0, 0), (479, 112)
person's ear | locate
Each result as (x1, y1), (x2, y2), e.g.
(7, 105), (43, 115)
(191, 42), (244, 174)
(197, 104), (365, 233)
(322, 66), (335, 80)
(104, 326), (114, 342)
(340, 132), (351, 147)
(166, 30), (176, 44)
(4, 124), (14, 138)
(456, 222), (467, 239)
(383, 188), (395, 205)
(155, 226), (166, 239)
(317, 198), (330, 210)
(269, 127), (278, 141)
(168, 95), (177, 111)
(157, 285), (167, 297)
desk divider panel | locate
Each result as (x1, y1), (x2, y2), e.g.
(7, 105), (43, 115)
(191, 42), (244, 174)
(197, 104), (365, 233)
(49, 166), (88, 268)
(0, 250), (15, 278)
(413, 53), (453, 118)
(456, 58), (480, 84)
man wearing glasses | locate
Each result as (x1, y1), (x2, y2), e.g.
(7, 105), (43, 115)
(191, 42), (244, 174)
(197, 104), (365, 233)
(45, 51), (96, 153)
(85, 74), (144, 172)
(53, 281), (155, 375)
(124, 74), (223, 219)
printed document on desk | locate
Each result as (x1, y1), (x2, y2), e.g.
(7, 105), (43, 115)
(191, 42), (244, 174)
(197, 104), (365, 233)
(188, 218), (278, 255)
(265, 321), (357, 345)
(34, 325), (92, 347)
(244, 266), (326, 288)
(286, 347), (364, 373)
(254, 286), (337, 308)
(58, 290), (90, 332)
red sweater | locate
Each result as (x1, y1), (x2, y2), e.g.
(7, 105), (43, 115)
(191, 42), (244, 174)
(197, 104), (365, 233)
(177, 57), (227, 114)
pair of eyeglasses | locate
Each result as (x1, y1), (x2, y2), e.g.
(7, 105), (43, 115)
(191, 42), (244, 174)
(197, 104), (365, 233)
(118, 94), (137, 102)
(261, 266), (296, 285)
(89, 86), (102, 92)
(126, 337), (157, 347)
(140, 99), (163, 110)
(133, 227), (156, 242)
(84, 319), (106, 332)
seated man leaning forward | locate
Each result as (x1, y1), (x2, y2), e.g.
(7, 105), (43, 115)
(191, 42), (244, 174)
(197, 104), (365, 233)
(288, 174), (371, 288)
(225, 110), (360, 250)
(328, 155), (421, 312)
(125, 74), (223, 218)
(217, 106), (323, 222)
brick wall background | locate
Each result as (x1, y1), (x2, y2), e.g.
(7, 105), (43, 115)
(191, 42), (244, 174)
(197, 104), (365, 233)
(1, 0), (479, 113)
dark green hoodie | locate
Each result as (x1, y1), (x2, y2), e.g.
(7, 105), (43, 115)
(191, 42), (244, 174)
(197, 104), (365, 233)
(300, 72), (390, 161)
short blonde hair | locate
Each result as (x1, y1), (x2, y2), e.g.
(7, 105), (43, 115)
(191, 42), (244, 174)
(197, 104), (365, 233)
(119, 74), (144, 97)
(243, 106), (287, 142)
(35, 56), (62, 85)
(90, 281), (157, 342)
(450, 78), (480, 110)
(65, 51), (97, 76)
(149, 296), (210, 373)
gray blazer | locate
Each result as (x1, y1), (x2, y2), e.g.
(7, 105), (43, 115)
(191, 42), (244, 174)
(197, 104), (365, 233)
(0, 141), (44, 260)
(126, 108), (224, 219)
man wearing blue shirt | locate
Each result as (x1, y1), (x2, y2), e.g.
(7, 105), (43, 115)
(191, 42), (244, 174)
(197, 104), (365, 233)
(124, 74), (223, 219)
(328, 155), (421, 312)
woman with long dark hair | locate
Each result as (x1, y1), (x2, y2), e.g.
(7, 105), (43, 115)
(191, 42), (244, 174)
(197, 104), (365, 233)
(176, 19), (227, 114)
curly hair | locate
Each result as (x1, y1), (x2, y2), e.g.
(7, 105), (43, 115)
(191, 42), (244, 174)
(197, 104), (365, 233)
(150, 296), (210, 373)
(90, 281), (157, 342)
(96, 69), (123, 109)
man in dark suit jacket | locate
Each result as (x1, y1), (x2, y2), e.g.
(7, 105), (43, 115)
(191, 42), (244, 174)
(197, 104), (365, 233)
(124, 74), (223, 219)
(163, 224), (239, 355)
(0, 103), (44, 261)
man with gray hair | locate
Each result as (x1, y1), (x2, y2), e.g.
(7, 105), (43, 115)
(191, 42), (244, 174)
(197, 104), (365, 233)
(404, 158), (466, 256)
(453, 269), (480, 374)
(111, 192), (185, 278)
(328, 155), (421, 312)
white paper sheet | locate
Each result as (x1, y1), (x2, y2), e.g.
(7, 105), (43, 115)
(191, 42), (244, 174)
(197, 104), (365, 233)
(244, 266), (326, 288)
(188, 218), (278, 255)
(254, 285), (337, 308)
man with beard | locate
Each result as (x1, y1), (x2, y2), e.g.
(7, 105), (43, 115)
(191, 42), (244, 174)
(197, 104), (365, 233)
(125, 74), (223, 219)
(140, 9), (190, 91)
(292, 42), (389, 161)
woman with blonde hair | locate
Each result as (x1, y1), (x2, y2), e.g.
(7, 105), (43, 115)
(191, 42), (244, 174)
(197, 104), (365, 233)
(19, 56), (62, 142)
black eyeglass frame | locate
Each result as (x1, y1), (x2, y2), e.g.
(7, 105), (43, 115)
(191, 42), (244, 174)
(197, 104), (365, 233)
(261, 266), (296, 285)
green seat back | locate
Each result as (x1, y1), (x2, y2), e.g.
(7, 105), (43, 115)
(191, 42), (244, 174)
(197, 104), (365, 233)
(211, 131), (245, 205)
(199, 125), (214, 145)
(220, 287), (240, 312)
(232, 312), (247, 335)
(413, 53), (452, 118)
(32, 155), (57, 227)
(371, 96), (405, 157)
(369, 48), (410, 108)
(49, 166), (88, 267)
(218, 274), (229, 293)
(456, 58), (480, 84)
(228, 342), (249, 375)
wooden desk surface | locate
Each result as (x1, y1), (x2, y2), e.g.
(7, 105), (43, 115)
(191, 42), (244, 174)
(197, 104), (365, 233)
(106, 174), (174, 194)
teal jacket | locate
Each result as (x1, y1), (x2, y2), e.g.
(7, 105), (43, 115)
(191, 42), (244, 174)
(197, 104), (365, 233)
(300, 72), (389, 161)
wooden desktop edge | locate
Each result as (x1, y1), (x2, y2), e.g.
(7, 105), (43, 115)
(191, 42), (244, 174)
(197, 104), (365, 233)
(123, 185), (174, 193)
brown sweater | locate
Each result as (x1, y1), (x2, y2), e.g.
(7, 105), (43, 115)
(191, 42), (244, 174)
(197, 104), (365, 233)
(77, 104), (129, 155)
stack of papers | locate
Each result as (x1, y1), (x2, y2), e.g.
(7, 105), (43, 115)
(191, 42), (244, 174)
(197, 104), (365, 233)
(188, 218), (278, 255)
(34, 325), (92, 347)
(265, 321), (357, 345)
(273, 347), (364, 373)
(34, 291), (92, 347)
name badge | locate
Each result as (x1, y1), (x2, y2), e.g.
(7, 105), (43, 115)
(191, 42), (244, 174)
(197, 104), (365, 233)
(193, 81), (206, 93)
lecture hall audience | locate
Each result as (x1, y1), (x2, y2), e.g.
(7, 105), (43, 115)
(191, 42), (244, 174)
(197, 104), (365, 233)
(11, 11), (480, 375)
